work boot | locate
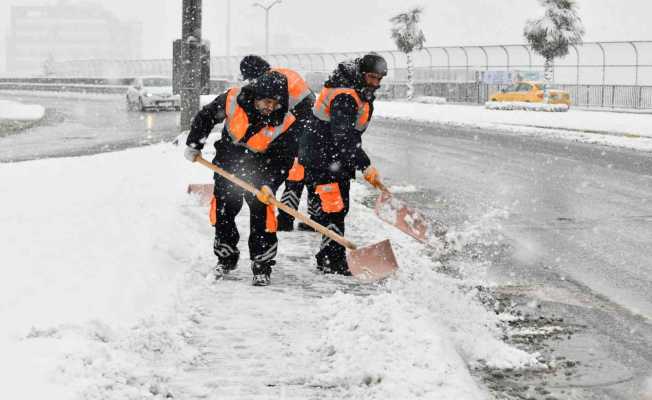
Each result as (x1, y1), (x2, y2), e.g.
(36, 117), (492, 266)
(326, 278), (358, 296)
(214, 261), (237, 280)
(276, 216), (294, 232)
(297, 222), (316, 232)
(251, 260), (275, 286)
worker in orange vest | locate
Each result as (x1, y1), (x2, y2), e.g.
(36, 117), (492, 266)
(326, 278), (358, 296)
(184, 71), (296, 286)
(240, 55), (316, 232)
(299, 53), (388, 275)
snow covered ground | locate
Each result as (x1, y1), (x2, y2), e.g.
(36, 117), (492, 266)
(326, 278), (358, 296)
(375, 101), (652, 152)
(0, 99), (45, 121)
(0, 141), (539, 399)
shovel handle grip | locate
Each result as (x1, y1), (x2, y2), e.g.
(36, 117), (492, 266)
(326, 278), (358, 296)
(195, 156), (357, 250)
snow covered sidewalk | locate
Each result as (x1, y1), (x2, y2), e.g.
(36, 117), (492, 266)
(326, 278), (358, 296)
(0, 143), (538, 399)
(375, 101), (652, 152)
(0, 99), (45, 122)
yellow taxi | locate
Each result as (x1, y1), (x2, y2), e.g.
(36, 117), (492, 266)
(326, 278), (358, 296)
(490, 81), (571, 106)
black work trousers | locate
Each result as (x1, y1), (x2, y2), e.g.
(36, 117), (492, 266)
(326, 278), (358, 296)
(211, 149), (285, 267)
(305, 178), (351, 272)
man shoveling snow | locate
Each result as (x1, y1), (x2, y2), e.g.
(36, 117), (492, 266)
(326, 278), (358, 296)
(184, 71), (296, 286)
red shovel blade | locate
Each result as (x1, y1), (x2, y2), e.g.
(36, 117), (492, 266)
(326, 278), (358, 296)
(374, 191), (446, 243)
(347, 239), (399, 282)
(187, 183), (214, 205)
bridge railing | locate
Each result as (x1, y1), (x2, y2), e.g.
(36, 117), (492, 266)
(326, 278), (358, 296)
(13, 41), (652, 109)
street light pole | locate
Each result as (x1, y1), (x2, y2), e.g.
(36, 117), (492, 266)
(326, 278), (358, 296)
(253, 0), (281, 56)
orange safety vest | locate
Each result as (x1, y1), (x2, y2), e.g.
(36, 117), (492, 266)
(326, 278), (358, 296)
(271, 67), (311, 110)
(287, 157), (305, 182)
(225, 87), (296, 153)
(312, 87), (371, 132)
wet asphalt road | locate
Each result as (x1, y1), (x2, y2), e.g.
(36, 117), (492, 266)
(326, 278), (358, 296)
(367, 118), (652, 399)
(0, 93), (180, 162)
(2, 93), (651, 398)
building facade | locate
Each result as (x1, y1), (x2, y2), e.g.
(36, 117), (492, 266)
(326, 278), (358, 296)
(6, 2), (142, 75)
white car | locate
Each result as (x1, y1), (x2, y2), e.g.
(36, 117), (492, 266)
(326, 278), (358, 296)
(126, 76), (180, 111)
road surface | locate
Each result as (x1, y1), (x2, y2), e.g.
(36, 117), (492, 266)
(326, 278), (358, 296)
(0, 93), (179, 162)
(367, 118), (652, 399)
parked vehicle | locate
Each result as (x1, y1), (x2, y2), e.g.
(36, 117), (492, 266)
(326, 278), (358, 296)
(490, 81), (571, 107)
(126, 76), (180, 111)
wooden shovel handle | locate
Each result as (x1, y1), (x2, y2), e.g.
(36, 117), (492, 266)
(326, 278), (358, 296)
(376, 181), (391, 194)
(195, 156), (357, 250)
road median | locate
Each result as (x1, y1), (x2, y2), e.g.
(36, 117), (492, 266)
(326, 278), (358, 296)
(0, 99), (45, 134)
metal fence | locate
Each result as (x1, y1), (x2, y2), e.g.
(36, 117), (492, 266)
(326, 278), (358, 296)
(37, 40), (652, 109)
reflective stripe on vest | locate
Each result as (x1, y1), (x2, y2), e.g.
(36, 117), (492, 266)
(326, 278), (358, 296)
(312, 87), (370, 132)
(225, 87), (296, 153)
(271, 67), (311, 110)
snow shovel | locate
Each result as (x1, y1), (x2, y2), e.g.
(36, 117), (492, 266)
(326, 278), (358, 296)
(373, 183), (446, 243)
(193, 156), (399, 282)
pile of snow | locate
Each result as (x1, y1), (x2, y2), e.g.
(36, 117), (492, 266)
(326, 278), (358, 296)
(375, 101), (652, 152)
(0, 143), (538, 399)
(414, 96), (447, 105)
(0, 99), (45, 121)
(485, 101), (569, 112)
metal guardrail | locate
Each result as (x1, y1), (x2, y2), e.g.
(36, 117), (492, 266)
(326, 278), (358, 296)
(44, 41), (652, 84)
(7, 41), (652, 109)
(0, 81), (127, 94)
(3, 78), (652, 111)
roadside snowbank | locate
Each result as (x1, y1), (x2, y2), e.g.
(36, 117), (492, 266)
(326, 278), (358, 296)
(0, 99), (45, 121)
(0, 143), (537, 399)
(414, 96), (447, 105)
(485, 101), (569, 112)
(376, 101), (652, 152)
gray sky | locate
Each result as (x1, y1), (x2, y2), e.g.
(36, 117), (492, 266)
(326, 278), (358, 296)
(1, 0), (652, 73)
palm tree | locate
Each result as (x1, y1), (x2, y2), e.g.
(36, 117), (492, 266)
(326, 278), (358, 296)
(524, 0), (584, 102)
(390, 7), (426, 101)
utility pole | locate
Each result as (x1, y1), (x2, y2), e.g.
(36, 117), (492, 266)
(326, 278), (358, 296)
(179, 0), (202, 131)
(253, 0), (281, 56)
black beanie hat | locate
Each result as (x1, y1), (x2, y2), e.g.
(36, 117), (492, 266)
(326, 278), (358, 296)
(253, 71), (286, 101)
(359, 53), (388, 76)
(240, 55), (271, 81)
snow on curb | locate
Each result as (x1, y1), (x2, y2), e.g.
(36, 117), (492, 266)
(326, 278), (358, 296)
(375, 101), (652, 152)
(485, 101), (569, 112)
(0, 99), (45, 121)
(414, 96), (447, 105)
